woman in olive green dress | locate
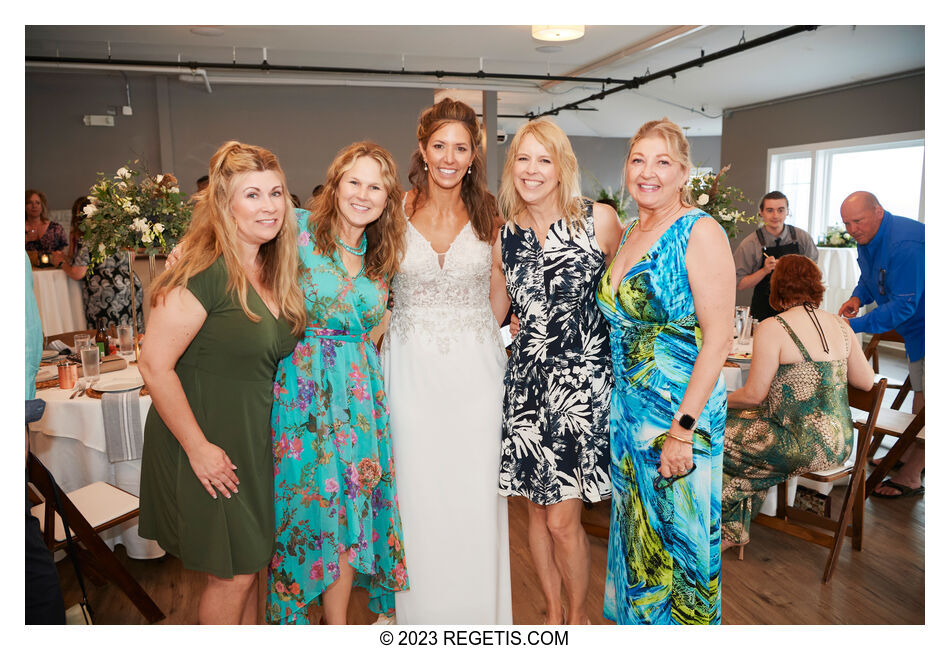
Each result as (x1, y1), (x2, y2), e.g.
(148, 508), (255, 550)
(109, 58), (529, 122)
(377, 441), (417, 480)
(139, 141), (307, 624)
(721, 255), (874, 553)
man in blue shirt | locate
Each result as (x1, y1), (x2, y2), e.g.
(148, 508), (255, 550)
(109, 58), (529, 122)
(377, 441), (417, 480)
(838, 191), (924, 498)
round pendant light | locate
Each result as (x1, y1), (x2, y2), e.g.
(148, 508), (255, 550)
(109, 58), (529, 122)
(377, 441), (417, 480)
(531, 26), (585, 42)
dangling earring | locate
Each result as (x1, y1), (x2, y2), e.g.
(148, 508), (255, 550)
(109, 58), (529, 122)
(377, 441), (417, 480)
(467, 165), (472, 175)
(424, 160), (428, 172)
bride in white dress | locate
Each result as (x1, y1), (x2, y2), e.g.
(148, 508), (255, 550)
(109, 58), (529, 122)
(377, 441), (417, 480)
(380, 98), (512, 624)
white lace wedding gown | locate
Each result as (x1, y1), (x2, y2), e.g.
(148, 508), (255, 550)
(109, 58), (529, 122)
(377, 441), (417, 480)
(380, 219), (512, 624)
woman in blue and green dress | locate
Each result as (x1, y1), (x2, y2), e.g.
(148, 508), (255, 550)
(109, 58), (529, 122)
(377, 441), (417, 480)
(595, 119), (735, 624)
(266, 142), (409, 625)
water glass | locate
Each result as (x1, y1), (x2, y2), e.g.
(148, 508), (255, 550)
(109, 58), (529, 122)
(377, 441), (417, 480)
(80, 345), (100, 385)
(117, 325), (134, 358)
(74, 333), (91, 352)
(739, 315), (754, 345)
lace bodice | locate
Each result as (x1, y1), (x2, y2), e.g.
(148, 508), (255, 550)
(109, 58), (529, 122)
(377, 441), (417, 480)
(384, 220), (503, 355)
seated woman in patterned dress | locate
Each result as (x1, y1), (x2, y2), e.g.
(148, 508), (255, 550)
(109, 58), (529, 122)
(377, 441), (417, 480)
(721, 255), (874, 554)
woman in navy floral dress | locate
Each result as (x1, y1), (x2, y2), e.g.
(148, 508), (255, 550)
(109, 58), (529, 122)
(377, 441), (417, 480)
(494, 119), (622, 624)
(266, 142), (409, 625)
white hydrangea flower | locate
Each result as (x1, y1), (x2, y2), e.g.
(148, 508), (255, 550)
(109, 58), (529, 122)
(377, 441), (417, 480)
(153, 223), (165, 233)
(169, 187), (180, 194)
(115, 167), (131, 179)
(83, 203), (98, 216)
(720, 212), (733, 222)
(697, 193), (710, 206)
(131, 217), (149, 232)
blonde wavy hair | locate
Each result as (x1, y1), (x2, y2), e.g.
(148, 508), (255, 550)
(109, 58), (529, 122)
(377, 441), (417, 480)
(305, 141), (406, 281)
(498, 119), (586, 236)
(626, 118), (695, 209)
(151, 141), (307, 337)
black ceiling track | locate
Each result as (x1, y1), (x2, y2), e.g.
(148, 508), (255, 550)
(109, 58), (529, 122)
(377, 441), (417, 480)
(26, 25), (818, 120)
(527, 25), (819, 119)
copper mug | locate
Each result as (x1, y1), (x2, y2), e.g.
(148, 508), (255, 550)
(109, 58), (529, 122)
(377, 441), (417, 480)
(57, 361), (79, 390)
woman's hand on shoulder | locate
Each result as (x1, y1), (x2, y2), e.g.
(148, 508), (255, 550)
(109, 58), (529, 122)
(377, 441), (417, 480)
(592, 201), (623, 261)
(164, 243), (184, 270)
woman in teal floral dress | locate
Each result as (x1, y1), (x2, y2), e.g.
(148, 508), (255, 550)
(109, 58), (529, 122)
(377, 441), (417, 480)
(595, 119), (734, 625)
(267, 142), (408, 625)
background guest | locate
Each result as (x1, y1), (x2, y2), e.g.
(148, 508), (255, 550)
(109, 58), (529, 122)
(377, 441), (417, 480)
(55, 196), (145, 333)
(596, 118), (733, 625)
(734, 191), (818, 321)
(838, 190), (925, 498)
(25, 189), (67, 264)
(138, 141), (305, 624)
(267, 142), (409, 625)
(496, 119), (622, 625)
(722, 255), (874, 554)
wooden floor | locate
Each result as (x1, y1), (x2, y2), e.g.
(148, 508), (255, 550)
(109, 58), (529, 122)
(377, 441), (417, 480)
(54, 348), (924, 625)
(56, 484), (923, 625)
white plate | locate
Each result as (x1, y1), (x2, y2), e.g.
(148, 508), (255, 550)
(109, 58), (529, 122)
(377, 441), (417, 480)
(92, 378), (145, 392)
(727, 352), (752, 361)
(41, 350), (59, 361)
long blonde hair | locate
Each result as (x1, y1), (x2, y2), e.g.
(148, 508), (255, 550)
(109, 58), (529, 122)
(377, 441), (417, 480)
(151, 141), (307, 337)
(498, 119), (586, 235)
(306, 142), (406, 281)
(626, 118), (695, 209)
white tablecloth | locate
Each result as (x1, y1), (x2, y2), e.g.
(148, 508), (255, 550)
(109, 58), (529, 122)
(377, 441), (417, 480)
(29, 365), (163, 559)
(816, 247), (860, 314)
(32, 268), (85, 336)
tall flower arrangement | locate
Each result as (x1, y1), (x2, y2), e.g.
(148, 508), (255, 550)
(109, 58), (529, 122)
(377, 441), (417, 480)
(687, 164), (755, 239)
(81, 161), (192, 265)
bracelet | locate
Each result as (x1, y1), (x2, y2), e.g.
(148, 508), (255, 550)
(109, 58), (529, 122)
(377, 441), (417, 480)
(667, 432), (694, 445)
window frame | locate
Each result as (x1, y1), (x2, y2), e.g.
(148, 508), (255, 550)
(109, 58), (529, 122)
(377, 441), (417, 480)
(766, 130), (925, 237)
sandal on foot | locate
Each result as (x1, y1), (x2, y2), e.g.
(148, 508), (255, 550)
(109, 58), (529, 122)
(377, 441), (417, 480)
(871, 479), (924, 499)
(869, 457), (904, 470)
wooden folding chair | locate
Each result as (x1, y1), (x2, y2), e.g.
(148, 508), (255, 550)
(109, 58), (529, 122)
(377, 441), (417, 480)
(862, 407), (925, 496)
(863, 331), (912, 410)
(27, 452), (164, 623)
(753, 378), (887, 582)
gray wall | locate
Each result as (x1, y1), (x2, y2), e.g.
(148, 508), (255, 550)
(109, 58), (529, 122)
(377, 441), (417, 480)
(26, 72), (434, 209)
(721, 72), (924, 305)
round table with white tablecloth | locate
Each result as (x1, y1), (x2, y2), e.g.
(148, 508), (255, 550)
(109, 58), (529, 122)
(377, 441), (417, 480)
(28, 364), (163, 559)
(816, 247), (860, 313)
(31, 268), (86, 336)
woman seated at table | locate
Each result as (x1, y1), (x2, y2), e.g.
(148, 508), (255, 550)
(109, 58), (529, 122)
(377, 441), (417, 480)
(721, 254), (874, 554)
(25, 189), (67, 263)
(55, 196), (145, 332)
(138, 141), (306, 624)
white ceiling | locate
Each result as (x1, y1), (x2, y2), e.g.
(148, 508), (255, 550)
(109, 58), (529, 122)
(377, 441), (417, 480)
(25, 25), (924, 138)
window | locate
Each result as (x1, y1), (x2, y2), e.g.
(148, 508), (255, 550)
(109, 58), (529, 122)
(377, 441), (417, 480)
(767, 132), (924, 238)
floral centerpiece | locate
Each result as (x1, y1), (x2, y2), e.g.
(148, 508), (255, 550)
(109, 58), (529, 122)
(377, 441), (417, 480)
(687, 164), (755, 239)
(81, 161), (192, 265)
(818, 224), (857, 248)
